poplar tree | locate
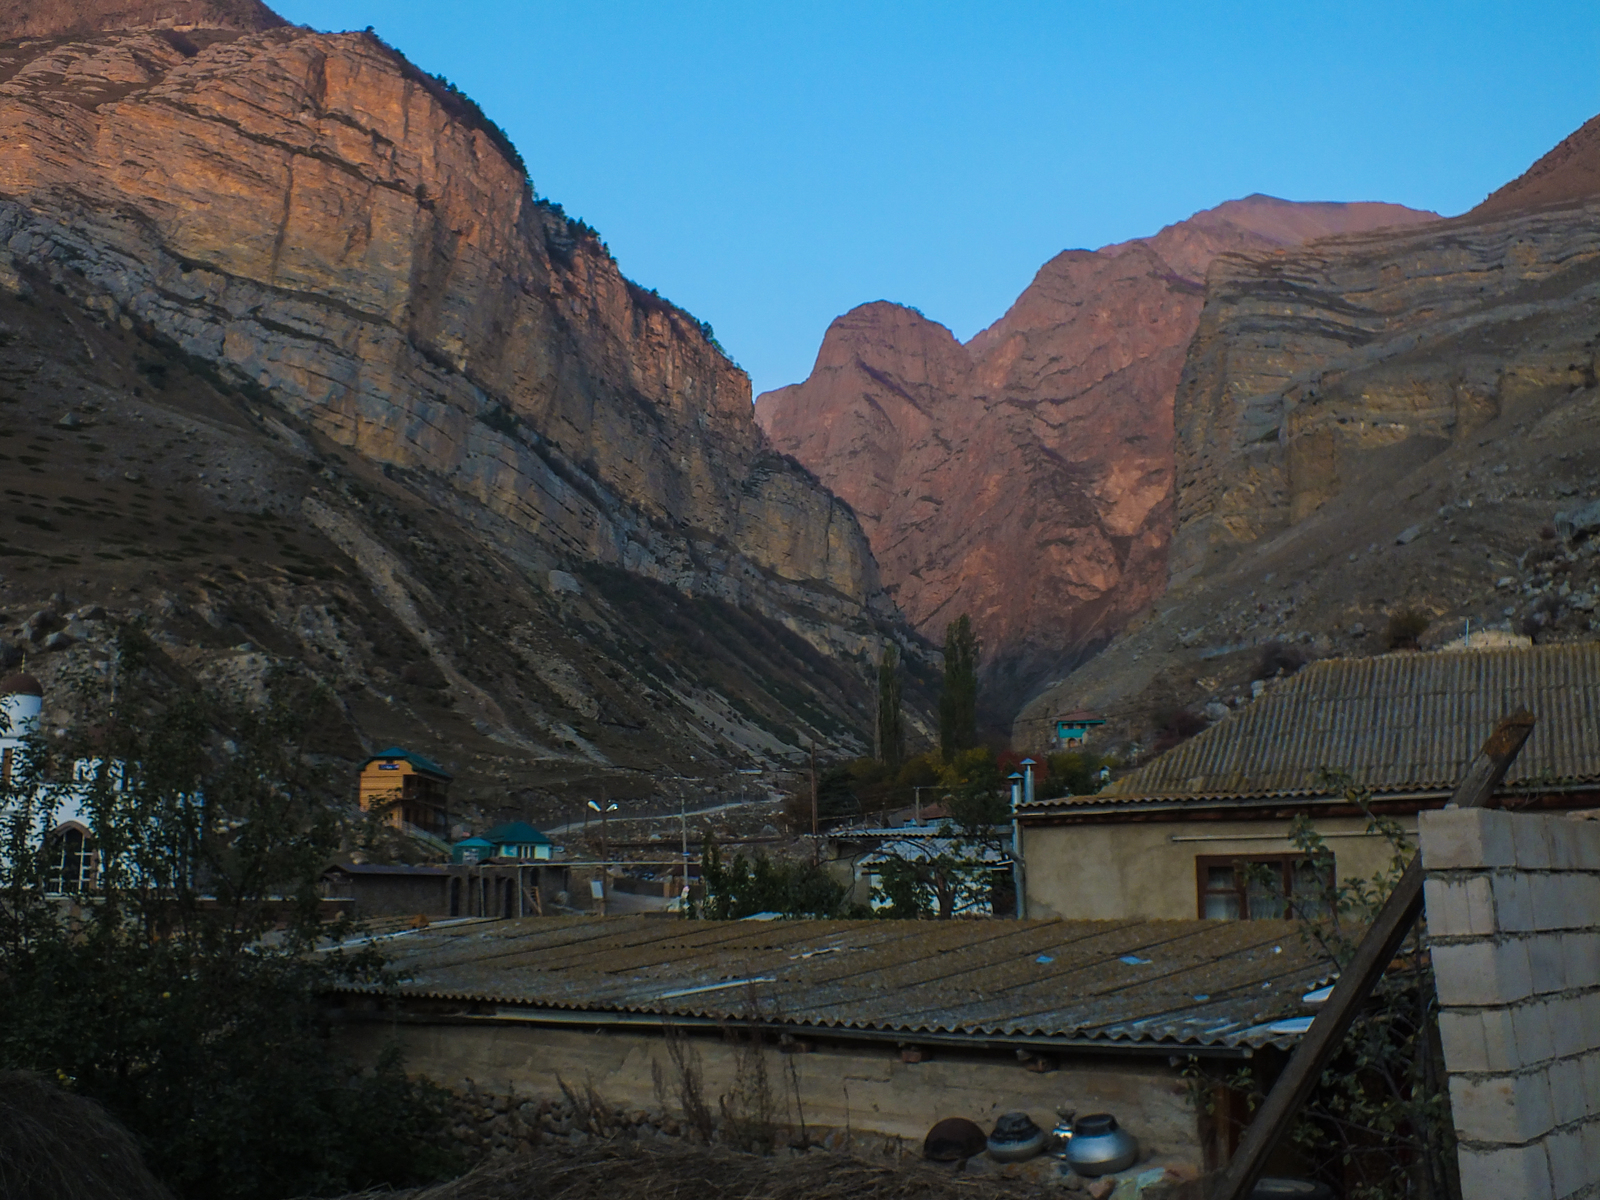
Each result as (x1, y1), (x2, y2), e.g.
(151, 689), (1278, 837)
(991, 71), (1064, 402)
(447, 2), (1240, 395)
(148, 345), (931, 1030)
(875, 643), (904, 772)
(938, 614), (979, 761)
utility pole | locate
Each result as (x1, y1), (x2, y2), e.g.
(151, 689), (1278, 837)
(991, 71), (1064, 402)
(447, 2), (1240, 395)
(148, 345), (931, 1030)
(809, 739), (820, 866)
(809, 741), (818, 837)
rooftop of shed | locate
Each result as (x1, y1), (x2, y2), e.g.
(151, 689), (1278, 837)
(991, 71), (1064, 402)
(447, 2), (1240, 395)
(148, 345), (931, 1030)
(333, 915), (1333, 1053)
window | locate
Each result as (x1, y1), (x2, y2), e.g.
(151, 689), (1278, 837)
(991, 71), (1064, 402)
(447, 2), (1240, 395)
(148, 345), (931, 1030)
(48, 827), (97, 894)
(1196, 854), (1333, 920)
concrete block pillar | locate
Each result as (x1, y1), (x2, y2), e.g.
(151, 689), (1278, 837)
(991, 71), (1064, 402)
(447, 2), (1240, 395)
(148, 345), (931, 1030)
(1422, 809), (1600, 1200)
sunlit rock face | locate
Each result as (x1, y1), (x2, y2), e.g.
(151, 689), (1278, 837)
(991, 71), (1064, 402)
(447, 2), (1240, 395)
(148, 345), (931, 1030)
(0, 13), (896, 647)
(0, 1), (927, 779)
(1171, 120), (1600, 580)
(758, 196), (1435, 711)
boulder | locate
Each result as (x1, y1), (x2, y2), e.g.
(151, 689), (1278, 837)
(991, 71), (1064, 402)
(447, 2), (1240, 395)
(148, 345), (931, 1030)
(1554, 498), (1600, 541)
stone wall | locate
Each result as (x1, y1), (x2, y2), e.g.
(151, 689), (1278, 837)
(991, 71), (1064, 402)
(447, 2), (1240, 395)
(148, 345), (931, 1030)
(1420, 808), (1600, 1200)
(336, 1019), (1203, 1175)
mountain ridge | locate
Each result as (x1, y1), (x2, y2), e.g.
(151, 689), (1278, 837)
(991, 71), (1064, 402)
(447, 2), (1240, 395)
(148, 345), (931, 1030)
(757, 195), (1437, 715)
(1018, 111), (1600, 755)
(0, 5), (931, 822)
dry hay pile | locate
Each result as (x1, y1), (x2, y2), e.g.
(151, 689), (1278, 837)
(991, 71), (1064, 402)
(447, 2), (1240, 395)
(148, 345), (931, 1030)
(374, 1138), (1049, 1200)
(0, 1070), (173, 1200)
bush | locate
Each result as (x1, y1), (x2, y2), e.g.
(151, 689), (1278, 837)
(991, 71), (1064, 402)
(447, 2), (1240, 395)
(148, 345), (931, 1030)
(1152, 708), (1206, 754)
(1040, 750), (1109, 798)
(0, 629), (459, 1200)
(699, 838), (855, 919)
(1252, 640), (1307, 680)
(1384, 609), (1430, 650)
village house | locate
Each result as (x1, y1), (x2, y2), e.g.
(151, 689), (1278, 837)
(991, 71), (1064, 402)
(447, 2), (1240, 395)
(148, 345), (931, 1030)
(1052, 709), (1107, 748)
(1017, 644), (1600, 921)
(481, 820), (554, 861)
(357, 746), (452, 840)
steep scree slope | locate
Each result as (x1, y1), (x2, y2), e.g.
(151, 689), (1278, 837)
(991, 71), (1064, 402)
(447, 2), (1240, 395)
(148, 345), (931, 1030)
(757, 196), (1434, 715)
(0, 12), (929, 819)
(1019, 116), (1600, 751)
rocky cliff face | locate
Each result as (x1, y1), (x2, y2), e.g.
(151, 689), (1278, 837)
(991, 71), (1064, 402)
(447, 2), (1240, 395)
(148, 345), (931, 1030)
(1170, 132), (1600, 581)
(758, 196), (1434, 712)
(1017, 114), (1600, 755)
(0, 4), (929, 817)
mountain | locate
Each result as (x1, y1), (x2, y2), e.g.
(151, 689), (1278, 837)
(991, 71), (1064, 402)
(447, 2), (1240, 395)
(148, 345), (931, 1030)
(756, 196), (1436, 716)
(0, 1), (931, 822)
(1018, 112), (1600, 752)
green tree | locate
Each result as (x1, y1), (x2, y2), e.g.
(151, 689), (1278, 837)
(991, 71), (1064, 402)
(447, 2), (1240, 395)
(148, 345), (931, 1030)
(875, 643), (904, 772)
(870, 747), (1010, 919)
(938, 614), (979, 761)
(698, 836), (857, 919)
(0, 629), (458, 1200)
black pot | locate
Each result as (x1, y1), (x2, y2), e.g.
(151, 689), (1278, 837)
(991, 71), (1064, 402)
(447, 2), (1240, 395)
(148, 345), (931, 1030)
(923, 1117), (987, 1162)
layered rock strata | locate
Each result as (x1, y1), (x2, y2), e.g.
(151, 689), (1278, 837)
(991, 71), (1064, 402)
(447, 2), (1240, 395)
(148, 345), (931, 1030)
(0, 19), (897, 662)
(758, 196), (1434, 710)
(1171, 142), (1600, 579)
(1018, 114), (1600, 752)
(0, 4), (930, 799)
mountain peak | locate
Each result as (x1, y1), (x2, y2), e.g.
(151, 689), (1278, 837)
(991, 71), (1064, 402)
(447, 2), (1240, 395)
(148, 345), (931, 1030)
(1470, 112), (1600, 219)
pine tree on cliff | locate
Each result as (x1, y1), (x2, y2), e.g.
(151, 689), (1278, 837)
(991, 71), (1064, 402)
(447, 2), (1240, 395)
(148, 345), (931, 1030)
(876, 643), (904, 772)
(939, 615), (979, 761)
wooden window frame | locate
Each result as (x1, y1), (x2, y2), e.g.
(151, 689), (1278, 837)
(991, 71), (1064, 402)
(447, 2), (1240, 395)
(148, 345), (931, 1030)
(1195, 852), (1333, 920)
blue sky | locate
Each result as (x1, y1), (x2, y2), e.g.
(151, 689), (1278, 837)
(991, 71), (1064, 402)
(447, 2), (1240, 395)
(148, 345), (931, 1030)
(275, 1), (1598, 398)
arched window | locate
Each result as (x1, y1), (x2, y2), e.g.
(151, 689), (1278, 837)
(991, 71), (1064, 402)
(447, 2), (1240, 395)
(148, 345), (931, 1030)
(48, 826), (96, 893)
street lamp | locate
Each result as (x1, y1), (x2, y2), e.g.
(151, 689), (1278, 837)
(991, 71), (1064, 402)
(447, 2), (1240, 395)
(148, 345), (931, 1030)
(587, 798), (619, 914)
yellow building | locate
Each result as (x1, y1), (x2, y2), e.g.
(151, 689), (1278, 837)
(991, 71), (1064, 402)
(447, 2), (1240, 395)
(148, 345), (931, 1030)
(358, 747), (452, 840)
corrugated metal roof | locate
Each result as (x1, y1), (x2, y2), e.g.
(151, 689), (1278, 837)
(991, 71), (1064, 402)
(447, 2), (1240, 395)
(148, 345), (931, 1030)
(1026, 645), (1600, 812)
(335, 915), (1335, 1052)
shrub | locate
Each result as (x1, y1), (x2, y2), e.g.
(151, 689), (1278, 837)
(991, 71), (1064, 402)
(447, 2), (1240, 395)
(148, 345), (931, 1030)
(0, 629), (458, 1200)
(1252, 640), (1307, 680)
(699, 838), (854, 919)
(1152, 707), (1206, 754)
(1384, 609), (1430, 650)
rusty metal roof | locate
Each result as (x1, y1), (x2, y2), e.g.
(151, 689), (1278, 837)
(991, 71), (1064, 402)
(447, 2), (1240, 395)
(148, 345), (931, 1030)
(335, 915), (1335, 1052)
(1025, 645), (1600, 814)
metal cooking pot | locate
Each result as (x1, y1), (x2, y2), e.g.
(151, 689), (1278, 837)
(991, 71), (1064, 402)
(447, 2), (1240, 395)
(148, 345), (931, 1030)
(986, 1112), (1045, 1162)
(1064, 1112), (1138, 1176)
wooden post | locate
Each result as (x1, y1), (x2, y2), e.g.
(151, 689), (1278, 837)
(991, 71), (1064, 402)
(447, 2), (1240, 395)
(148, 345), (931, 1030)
(1210, 711), (1536, 1200)
(810, 741), (818, 837)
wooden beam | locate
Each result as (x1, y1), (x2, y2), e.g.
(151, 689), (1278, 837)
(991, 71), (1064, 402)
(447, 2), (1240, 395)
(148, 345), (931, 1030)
(1210, 710), (1536, 1200)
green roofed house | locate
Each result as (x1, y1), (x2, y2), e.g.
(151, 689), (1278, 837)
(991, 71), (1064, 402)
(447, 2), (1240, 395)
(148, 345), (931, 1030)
(482, 821), (553, 861)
